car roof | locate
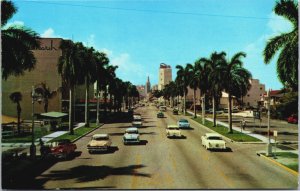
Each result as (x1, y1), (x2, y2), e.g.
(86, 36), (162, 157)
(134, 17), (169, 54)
(92, 134), (109, 138)
(205, 133), (221, 137)
(167, 124), (179, 128)
(126, 127), (138, 131)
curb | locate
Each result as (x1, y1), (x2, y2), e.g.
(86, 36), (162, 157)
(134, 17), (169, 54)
(72, 123), (104, 143)
(257, 152), (299, 177)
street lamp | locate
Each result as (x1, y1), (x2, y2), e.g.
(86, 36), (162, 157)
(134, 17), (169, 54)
(266, 89), (272, 156)
(30, 86), (42, 159)
(201, 96), (205, 125)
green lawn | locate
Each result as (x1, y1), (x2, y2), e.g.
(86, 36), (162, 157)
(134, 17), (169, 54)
(50, 123), (99, 142)
(274, 152), (298, 172)
(192, 117), (261, 142)
(2, 128), (49, 143)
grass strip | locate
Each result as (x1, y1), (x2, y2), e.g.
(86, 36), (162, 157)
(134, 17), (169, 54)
(50, 123), (99, 142)
(192, 117), (261, 142)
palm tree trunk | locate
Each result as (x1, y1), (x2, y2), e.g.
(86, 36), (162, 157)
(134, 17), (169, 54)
(17, 103), (21, 134)
(228, 93), (233, 133)
(202, 93), (205, 125)
(104, 88), (107, 118)
(193, 88), (196, 118)
(85, 77), (90, 127)
(69, 86), (74, 135)
(96, 84), (100, 126)
(213, 95), (216, 127)
(183, 91), (186, 115)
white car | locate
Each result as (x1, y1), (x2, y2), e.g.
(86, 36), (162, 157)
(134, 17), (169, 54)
(166, 125), (182, 138)
(123, 127), (140, 144)
(87, 134), (112, 153)
(132, 116), (143, 127)
(201, 133), (226, 150)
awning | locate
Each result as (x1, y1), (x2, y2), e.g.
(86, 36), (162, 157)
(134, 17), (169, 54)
(39, 111), (68, 119)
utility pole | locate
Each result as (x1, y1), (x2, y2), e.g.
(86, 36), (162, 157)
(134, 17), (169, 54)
(266, 89), (272, 156)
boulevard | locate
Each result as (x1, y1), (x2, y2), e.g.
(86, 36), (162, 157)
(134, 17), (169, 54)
(35, 106), (298, 189)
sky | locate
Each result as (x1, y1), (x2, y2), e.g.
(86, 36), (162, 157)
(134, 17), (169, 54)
(10, 0), (293, 90)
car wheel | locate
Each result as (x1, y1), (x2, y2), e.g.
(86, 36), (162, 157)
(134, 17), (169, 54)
(88, 150), (93, 154)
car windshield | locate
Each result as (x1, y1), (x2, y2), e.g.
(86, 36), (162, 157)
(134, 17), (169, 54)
(179, 119), (188, 123)
(93, 136), (108, 140)
(208, 136), (222, 140)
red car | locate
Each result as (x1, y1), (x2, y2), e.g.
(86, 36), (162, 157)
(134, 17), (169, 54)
(287, 114), (298, 124)
(50, 139), (77, 159)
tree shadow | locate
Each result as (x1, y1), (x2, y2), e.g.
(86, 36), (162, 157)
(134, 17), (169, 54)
(179, 127), (194, 130)
(38, 164), (151, 183)
(140, 132), (157, 135)
(138, 125), (155, 128)
(108, 132), (124, 136)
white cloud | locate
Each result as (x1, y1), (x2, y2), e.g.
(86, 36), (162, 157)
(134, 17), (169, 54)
(5, 20), (24, 28)
(41, 28), (56, 37)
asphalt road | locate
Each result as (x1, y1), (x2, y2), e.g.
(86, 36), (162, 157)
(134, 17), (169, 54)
(36, 106), (298, 189)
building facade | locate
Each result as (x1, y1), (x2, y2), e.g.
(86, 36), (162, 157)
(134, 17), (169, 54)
(136, 85), (146, 100)
(242, 79), (266, 107)
(2, 38), (92, 119)
(158, 63), (172, 90)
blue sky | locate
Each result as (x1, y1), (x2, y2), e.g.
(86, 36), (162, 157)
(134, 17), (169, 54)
(10, 0), (293, 90)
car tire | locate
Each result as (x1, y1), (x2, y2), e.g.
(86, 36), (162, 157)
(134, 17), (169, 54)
(88, 150), (93, 154)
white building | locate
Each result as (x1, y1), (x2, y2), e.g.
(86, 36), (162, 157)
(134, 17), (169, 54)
(242, 79), (266, 107)
(158, 63), (172, 90)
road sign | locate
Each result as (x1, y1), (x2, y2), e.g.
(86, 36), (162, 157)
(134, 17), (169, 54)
(273, 130), (278, 137)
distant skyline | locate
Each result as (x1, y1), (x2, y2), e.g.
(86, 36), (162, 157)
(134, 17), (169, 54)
(11, 0), (293, 90)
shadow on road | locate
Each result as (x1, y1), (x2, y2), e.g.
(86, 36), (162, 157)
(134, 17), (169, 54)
(167, 135), (187, 139)
(140, 132), (157, 135)
(124, 140), (148, 146)
(179, 127), (195, 130)
(89, 146), (119, 154)
(37, 164), (151, 184)
(209, 147), (233, 152)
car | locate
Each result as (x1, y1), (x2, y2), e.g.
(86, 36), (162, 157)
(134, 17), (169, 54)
(132, 116), (143, 127)
(157, 111), (164, 118)
(159, 106), (167, 112)
(123, 127), (140, 145)
(173, 108), (179, 115)
(201, 133), (226, 150)
(287, 114), (298, 124)
(177, 119), (190, 129)
(87, 134), (112, 153)
(166, 125), (182, 138)
(49, 139), (77, 159)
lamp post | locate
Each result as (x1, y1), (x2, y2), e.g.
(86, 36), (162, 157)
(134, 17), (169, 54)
(266, 89), (272, 156)
(201, 96), (205, 125)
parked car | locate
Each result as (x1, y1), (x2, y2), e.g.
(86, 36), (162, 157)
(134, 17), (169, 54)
(49, 139), (77, 159)
(287, 114), (298, 124)
(157, 111), (164, 118)
(177, 119), (190, 129)
(123, 127), (140, 145)
(201, 133), (226, 150)
(173, 108), (179, 115)
(166, 125), (182, 138)
(87, 134), (112, 153)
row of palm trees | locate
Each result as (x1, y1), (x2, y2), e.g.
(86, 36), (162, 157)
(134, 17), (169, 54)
(58, 39), (139, 134)
(160, 51), (252, 134)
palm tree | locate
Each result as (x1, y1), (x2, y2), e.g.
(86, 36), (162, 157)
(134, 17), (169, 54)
(263, 0), (298, 91)
(2, 0), (40, 80)
(95, 51), (109, 125)
(194, 59), (210, 124)
(200, 51), (226, 126)
(186, 63), (199, 118)
(34, 82), (59, 113)
(175, 64), (191, 115)
(9, 92), (22, 134)
(222, 52), (252, 133)
(58, 40), (81, 135)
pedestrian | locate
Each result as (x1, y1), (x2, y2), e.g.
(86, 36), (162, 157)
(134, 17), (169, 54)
(39, 138), (45, 157)
(242, 119), (246, 130)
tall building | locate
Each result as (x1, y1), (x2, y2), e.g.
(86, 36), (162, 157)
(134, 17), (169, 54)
(145, 76), (151, 95)
(158, 63), (172, 90)
(242, 79), (266, 107)
(136, 85), (146, 99)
